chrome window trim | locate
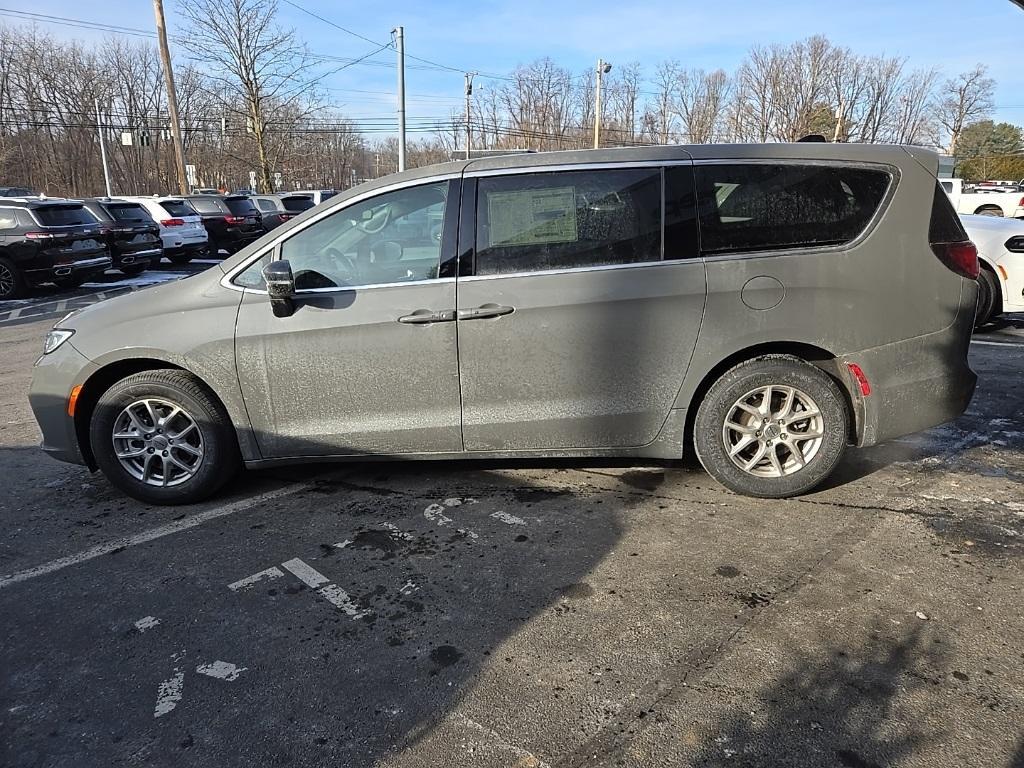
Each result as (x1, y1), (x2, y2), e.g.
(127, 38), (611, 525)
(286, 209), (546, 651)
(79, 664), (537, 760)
(220, 173), (460, 294)
(460, 258), (682, 282)
(228, 276), (455, 297)
(465, 159), (691, 179)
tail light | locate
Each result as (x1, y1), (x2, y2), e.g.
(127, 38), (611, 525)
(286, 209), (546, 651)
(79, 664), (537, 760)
(161, 218), (185, 227)
(931, 241), (980, 279)
(224, 215), (245, 224)
(25, 231), (58, 240)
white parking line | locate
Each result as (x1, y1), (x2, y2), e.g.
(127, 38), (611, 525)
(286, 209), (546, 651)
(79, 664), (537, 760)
(281, 558), (330, 588)
(0, 482), (315, 590)
(972, 339), (1024, 347)
(228, 566), (284, 592)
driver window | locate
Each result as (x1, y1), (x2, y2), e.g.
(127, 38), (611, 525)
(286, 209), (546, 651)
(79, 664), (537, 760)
(281, 181), (448, 290)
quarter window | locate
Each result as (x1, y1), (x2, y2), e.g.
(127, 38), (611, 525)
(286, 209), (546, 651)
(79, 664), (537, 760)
(0, 209), (17, 230)
(280, 181), (448, 290)
(695, 164), (892, 255)
(475, 169), (662, 275)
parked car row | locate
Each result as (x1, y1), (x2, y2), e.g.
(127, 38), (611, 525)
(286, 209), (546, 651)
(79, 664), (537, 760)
(0, 191), (325, 300)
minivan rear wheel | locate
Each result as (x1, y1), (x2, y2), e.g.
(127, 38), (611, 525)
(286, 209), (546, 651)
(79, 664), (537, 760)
(694, 356), (848, 498)
(90, 370), (240, 505)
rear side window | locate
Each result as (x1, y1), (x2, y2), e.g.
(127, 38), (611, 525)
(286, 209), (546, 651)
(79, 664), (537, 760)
(225, 197), (258, 216)
(160, 200), (197, 217)
(929, 182), (969, 243)
(0, 209), (18, 230)
(695, 164), (892, 255)
(475, 168), (661, 275)
(105, 203), (151, 223)
(34, 205), (95, 226)
(320, 191), (337, 201)
(281, 196), (314, 213)
(940, 181), (953, 193)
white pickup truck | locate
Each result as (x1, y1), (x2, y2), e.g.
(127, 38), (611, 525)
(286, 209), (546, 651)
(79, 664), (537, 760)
(941, 178), (1024, 218)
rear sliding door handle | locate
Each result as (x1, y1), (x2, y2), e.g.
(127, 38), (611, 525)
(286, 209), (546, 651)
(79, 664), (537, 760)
(456, 303), (515, 320)
(397, 309), (456, 324)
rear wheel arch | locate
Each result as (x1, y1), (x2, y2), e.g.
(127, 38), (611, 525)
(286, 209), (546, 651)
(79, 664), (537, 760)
(74, 359), (233, 469)
(682, 342), (856, 457)
(974, 205), (1003, 216)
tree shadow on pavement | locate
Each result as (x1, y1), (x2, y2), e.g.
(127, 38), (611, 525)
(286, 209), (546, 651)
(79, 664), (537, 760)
(691, 625), (942, 768)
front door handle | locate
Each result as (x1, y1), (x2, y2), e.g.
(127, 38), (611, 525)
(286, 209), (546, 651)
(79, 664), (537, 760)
(397, 309), (456, 324)
(456, 303), (515, 320)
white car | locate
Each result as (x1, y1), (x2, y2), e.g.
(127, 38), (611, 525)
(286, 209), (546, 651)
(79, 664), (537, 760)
(299, 189), (338, 206)
(943, 178), (1024, 219)
(119, 196), (209, 264)
(960, 213), (1024, 325)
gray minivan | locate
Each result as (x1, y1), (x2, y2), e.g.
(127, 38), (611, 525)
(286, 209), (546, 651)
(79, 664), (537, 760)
(29, 144), (979, 505)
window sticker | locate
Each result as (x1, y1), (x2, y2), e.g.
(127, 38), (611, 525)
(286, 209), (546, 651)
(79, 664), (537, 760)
(487, 186), (578, 246)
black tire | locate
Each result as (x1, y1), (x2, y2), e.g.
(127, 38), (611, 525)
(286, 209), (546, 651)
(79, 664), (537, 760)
(975, 207), (1002, 217)
(89, 369), (240, 505)
(120, 264), (148, 277)
(167, 253), (193, 265)
(694, 355), (849, 498)
(970, 270), (995, 327)
(0, 256), (27, 300)
(975, 268), (1001, 328)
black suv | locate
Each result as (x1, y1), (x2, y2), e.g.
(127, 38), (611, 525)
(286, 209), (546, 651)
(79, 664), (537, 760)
(185, 195), (264, 255)
(81, 198), (162, 276)
(0, 199), (111, 300)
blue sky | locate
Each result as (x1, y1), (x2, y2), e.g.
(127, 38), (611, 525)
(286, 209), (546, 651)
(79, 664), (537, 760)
(7, 0), (1024, 129)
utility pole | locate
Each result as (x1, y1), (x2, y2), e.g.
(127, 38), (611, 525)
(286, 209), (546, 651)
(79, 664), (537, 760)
(393, 26), (406, 172)
(153, 0), (188, 194)
(464, 72), (475, 160)
(594, 59), (612, 149)
(95, 98), (113, 197)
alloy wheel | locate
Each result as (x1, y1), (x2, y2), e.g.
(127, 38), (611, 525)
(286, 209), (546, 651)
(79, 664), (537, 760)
(722, 385), (825, 478)
(0, 263), (15, 299)
(111, 398), (204, 487)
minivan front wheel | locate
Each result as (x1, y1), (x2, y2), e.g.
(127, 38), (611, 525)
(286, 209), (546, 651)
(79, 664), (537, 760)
(694, 356), (848, 498)
(90, 370), (240, 504)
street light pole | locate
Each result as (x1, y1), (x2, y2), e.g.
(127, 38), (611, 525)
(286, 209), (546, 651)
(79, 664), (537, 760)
(465, 72), (475, 160)
(594, 59), (612, 149)
(393, 26), (407, 172)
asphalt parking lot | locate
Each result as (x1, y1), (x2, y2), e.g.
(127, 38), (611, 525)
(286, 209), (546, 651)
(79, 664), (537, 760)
(1, 266), (1022, 768)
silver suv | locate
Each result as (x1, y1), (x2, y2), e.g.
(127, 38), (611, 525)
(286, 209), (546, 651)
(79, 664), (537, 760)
(29, 144), (979, 504)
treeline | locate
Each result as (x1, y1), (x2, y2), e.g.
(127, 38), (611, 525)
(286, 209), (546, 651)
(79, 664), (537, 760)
(0, 2), (1016, 197)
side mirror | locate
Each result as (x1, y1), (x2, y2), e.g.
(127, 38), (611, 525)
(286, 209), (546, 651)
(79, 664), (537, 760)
(263, 259), (296, 318)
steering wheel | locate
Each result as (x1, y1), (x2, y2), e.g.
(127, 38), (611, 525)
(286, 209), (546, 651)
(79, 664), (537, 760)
(323, 247), (359, 283)
(355, 206), (391, 235)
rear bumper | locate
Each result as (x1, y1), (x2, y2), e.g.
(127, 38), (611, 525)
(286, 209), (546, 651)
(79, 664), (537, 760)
(846, 280), (978, 448)
(164, 242), (209, 259)
(112, 246), (161, 269)
(24, 255), (112, 285)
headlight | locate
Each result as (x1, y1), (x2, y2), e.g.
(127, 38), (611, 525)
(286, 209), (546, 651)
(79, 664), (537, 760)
(43, 329), (75, 355)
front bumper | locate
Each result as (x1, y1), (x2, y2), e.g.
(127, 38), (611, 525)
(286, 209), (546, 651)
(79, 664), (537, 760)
(24, 255), (113, 286)
(28, 340), (98, 467)
(846, 280), (978, 448)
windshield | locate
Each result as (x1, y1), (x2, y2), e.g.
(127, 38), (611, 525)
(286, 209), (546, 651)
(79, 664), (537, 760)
(34, 205), (96, 226)
(225, 197), (259, 216)
(281, 196), (314, 213)
(159, 200), (197, 217)
(105, 203), (152, 223)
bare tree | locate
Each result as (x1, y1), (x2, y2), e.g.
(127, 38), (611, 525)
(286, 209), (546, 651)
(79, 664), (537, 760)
(177, 0), (321, 192)
(935, 65), (995, 155)
(674, 68), (731, 143)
